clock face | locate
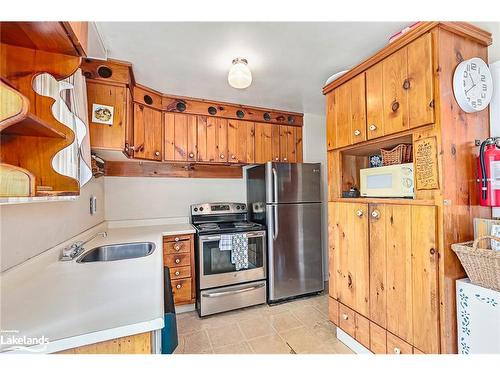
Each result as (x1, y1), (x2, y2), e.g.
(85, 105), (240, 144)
(453, 57), (493, 113)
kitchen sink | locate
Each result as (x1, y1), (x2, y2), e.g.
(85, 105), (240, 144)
(77, 242), (155, 263)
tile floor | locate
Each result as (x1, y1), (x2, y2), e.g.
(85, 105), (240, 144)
(174, 293), (353, 354)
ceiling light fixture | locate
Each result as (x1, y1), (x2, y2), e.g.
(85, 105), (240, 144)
(228, 58), (252, 89)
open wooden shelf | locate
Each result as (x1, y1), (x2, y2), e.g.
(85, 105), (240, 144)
(331, 197), (435, 206)
(1, 112), (67, 138)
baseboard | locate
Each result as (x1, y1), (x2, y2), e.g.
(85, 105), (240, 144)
(175, 303), (196, 314)
(336, 328), (373, 354)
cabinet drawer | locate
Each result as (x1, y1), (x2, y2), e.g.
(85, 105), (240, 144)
(387, 332), (413, 354)
(171, 278), (192, 304)
(338, 304), (356, 337)
(169, 266), (191, 280)
(354, 313), (370, 349)
(163, 239), (191, 255)
(369, 322), (387, 354)
(163, 234), (192, 243)
(328, 297), (340, 326)
(164, 252), (191, 268)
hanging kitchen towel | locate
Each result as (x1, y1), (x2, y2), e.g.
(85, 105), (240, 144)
(219, 234), (232, 251)
(231, 233), (249, 271)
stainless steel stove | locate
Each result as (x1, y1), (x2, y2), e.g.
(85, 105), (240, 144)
(191, 202), (267, 316)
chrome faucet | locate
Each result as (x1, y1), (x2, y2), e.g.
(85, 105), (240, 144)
(60, 231), (107, 261)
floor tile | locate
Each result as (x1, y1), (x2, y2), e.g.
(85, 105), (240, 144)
(238, 316), (274, 340)
(290, 304), (327, 327)
(267, 311), (304, 333)
(181, 330), (212, 353)
(206, 323), (245, 348)
(247, 334), (293, 354)
(279, 326), (326, 354)
(213, 341), (253, 354)
(309, 320), (337, 342)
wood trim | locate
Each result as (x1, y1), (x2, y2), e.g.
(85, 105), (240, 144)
(104, 160), (243, 178)
(322, 22), (491, 94)
(57, 332), (152, 354)
(330, 197), (435, 206)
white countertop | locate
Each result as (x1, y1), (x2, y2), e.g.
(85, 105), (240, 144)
(0, 221), (196, 353)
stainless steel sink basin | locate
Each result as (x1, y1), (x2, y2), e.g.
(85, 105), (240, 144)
(77, 242), (155, 263)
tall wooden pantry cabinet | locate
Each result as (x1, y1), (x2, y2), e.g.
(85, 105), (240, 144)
(324, 22), (492, 354)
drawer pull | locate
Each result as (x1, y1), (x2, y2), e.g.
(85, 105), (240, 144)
(369, 124), (377, 131)
(155, 151), (160, 156)
(342, 314), (349, 320)
(176, 284), (182, 289)
(356, 209), (363, 217)
(174, 244), (182, 251)
(393, 347), (401, 354)
(283, 157), (287, 161)
(175, 258), (180, 264)
(371, 209), (381, 219)
(354, 129), (361, 136)
(175, 271), (180, 276)
(174, 237), (180, 242)
(189, 152), (194, 159)
(220, 154), (225, 159)
(231, 154), (236, 160)
(275, 157), (279, 161)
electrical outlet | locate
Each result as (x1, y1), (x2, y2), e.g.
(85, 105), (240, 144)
(90, 195), (97, 215)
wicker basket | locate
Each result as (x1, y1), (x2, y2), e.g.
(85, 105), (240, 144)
(381, 144), (413, 166)
(451, 235), (500, 292)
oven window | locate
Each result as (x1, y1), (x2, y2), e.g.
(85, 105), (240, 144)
(202, 236), (264, 275)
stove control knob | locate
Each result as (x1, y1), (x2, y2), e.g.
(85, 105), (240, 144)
(199, 207), (204, 212)
(194, 207), (198, 212)
(236, 205), (240, 210)
(241, 204), (246, 210)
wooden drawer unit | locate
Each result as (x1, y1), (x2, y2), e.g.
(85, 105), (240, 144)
(354, 313), (370, 349)
(171, 277), (192, 304)
(328, 297), (340, 326)
(387, 332), (413, 355)
(169, 265), (191, 280)
(164, 252), (190, 268)
(338, 304), (356, 337)
(369, 322), (387, 354)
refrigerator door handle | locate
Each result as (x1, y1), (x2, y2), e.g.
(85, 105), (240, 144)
(272, 167), (278, 203)
(273, 205), (279, 240)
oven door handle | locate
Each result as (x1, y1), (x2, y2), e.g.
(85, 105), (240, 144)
(201, 283), (266, 298)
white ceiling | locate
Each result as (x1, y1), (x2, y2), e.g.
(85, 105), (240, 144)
(97, 22), (416, 115)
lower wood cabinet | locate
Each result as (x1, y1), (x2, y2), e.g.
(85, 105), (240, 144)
(57, 332), (152, 354)
(163, 233), (195, 305)
(386, 331), (413, 355)
(369, 322), (387, 354)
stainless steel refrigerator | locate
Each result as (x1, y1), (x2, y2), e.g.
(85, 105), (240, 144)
(246, 162), (324, 303)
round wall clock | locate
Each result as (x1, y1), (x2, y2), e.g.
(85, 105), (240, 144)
(453, 57), (493, 113)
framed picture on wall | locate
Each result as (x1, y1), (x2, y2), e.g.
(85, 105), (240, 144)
(91, 103), (114, 125)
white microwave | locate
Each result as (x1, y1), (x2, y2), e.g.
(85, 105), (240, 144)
(360, 163), (414, 198)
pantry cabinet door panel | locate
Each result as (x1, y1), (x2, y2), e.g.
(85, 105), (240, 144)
(255, 122), (273, 163)
(407, 33), (435, 128)
(369, 204), (387, 328)
(366, 63), (385, 139)
(386, 205), (413, 344)
(411, 205), (440, 354)
(350, 74), (367, 144)
(335, 83), (352, 148)
(326, 91), (336, 150)
(382, 48), (408, 135)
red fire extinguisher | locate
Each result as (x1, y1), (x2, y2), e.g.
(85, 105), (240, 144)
(478, 137), (500, 206)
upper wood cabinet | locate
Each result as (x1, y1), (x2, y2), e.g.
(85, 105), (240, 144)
(228, 120), (255, 164)
(164, 113), (197, 162)
(366, 33), (434, 139)
(255, 122), (273, 163)
(279, 125), (297, 163)
(326, 74), (367, 149)
(329, 201), (370, 317)
(133, 103), (162, 161)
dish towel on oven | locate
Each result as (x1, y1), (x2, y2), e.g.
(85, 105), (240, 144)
(219, 234), (233, 251)
(231, 234), (249, 270)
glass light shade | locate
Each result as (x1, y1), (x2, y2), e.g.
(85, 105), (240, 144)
(228, 58), (252, 89)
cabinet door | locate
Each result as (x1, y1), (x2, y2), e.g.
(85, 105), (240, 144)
(330, 202), (370, 316)
(366, 63), (385, 139)
(295, 127), (303, 162)
(227, 120), (254, 163)
(411, 206), (439, 354)
(407, 33), (435, 128)
(326, 91), (336, 150)
(133, 103), (162, 161)
(279, 125), (297, 162)
(382, 47), (408, 135)
(334, 82), (352, 148)
(271, 125), (281, 162)
(386, 204), (413, 345)
(387, 332), (413, 355)
(216, 118), (228, 162)
(369, 204), (387, 328)
(197, 116), (218, 163)
(164, 113), (197, 162)
(124, 88), (134, 157)
(370, 322), (387, 354)
(254, 122), (273, 163)
(350, 74), (367, 144)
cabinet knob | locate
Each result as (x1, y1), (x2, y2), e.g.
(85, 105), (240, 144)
(369, 124), (377, 131)
(175, 258), (180, 264)
(356, 209), (363, 217)
(342, 314), (349, 320)
(220, 154), (225, 159)
(175, 237), (180, 242)
(275, 157), (279, 161)
(231, 154), (236, 160)
(175, 271), (180, 276)
(174, 244), (181, 251)
(176, 284), (182, 289)
(189, 152), (194, 159)
(391, 101), (400, 112)
(354, 129), (361, 136)
(371, 209), (381, 219)
(283, 157), (287, 161)
(393, 347), (401, 355)
(155, 151), (160, 156)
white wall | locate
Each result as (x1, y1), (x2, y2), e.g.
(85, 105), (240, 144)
(104, 177), (246, 220)
(0, 178), (105, 272)
(302, 113), (328, 280)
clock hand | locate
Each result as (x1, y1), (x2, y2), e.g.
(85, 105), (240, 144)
(465, 83), (476, 95)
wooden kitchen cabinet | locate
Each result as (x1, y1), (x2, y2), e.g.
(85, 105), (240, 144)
(369, 322), (387, 354)
(279, 125), (297, 163)
(387, 331), (413, 355)
(133, 103), (162, 161)
(271, 124), (281, 162)
(164, 113), (197, 162)
(196, 116), (228, 163)
(295, 127), (303, 162)
(329, 202), (369, 316)
(228, 119), (255, 163)
(254, 122), (273, 163)
(328, 297), (340, 326)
